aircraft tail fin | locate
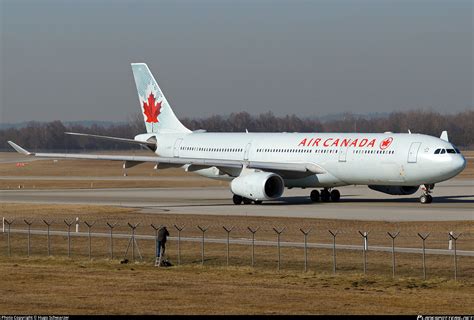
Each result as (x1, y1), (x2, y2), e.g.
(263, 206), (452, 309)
(131, 63), (190, 134)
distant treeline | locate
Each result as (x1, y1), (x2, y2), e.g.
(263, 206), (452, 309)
(1, 110), (473, 151)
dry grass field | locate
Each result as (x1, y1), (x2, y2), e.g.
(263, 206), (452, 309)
(1, 256), (473, 315)
(0, 203), (473, 314)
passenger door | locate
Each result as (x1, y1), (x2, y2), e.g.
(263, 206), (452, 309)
(407, 142), (421, 163)
(173, 138), (183, 157)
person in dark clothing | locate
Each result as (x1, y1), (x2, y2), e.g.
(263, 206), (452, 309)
(155, 226), (169, 266)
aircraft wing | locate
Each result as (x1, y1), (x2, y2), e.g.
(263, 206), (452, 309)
(7, 141), (326, 175)
(64, 132), (156, 147)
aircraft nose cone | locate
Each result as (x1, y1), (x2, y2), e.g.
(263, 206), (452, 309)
(453, 156), (466, 173)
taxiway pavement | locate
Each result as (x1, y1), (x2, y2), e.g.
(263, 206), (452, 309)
(1, 179), (473, 221)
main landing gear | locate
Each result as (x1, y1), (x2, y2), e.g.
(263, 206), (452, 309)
(419, 184), (434, 204)
(310, 188), (340, 202)
(232, 195), (262, 205)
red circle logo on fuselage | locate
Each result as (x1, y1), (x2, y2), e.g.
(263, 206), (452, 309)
(380, 137), (393, 150)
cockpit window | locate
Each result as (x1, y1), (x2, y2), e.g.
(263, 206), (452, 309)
(455, 148), (460, 154)
(440, 149), (446, 154)
(446, 149), (456, 154)
(434, 149), (441, 154)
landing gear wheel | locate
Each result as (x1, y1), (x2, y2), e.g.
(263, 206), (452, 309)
(310, 190), (320, 202)
(254, 200), (263, 205)
(321, 189), (330, 202)
(243, 198), (252, 205)
(420, 194), (433, 204)
(330, 189), (341, 202)
(233, 195), (243, 205)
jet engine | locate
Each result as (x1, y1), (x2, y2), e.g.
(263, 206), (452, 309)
(368, 185), (419, 195)
(231, 172), (284, 201)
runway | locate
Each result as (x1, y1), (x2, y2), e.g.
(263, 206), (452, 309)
(1, 179), (473, 221)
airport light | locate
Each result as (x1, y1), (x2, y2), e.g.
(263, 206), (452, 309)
(106, 222), (118, 260)
(299, 228), (312, 272)
(358, 231), (370, 275)
(222, 226), (235, 267)
(272, 227), (286, 271)
(84, 221), (96, 260)
(42, 219), (53, 256)
(174, 225), (185, 265)
(247, 227), (260, 267)
(448, 232), (461, 281)
(387, 231), (400, 278)
(417, 233), (430, 280)
(197, 225), (209, 266)
(24, 219), (33, 258)
(328, 230), (339, 274)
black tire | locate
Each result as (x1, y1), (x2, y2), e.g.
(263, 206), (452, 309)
(243, 198), (252, 205)
(426, 194), (433, 203)
(233, 194), (243, 205)
(330, 189), (341, 202)
(420, 195), (429, 204)
(310, 190), (320, 202)
(321, 189), (330, 202)
(254, 200), (263, 205)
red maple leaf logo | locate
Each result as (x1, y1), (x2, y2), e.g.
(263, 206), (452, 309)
(380, 137), (393, 150)
(143, 93), (162, 123)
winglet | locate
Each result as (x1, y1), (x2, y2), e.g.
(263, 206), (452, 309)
(7, 141), (33, 155)
(440, 131), (449, 142)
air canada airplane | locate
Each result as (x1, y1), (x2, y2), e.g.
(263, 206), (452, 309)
(8, 63), (466, 205)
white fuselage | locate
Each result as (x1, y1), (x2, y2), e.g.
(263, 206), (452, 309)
(139, 132), (466, 188)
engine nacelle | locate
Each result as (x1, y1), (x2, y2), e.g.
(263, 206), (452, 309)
(231, 172), (284, 201)
(368, 185), (419, 195)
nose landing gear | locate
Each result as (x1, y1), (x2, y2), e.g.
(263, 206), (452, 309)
(419, 184), (434, 204)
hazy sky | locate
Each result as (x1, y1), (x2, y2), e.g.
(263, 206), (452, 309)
(1, 0), (472, 123)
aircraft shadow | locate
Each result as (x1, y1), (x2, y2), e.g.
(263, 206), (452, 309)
(143, 194), (474, 208)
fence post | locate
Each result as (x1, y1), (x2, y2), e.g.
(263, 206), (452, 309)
(75, 217), (79, 233)
(300, 228), (311, 272)
(272, 227), (286, 271)
(247, 227), (259, 267)
(387, 231), (400, 278)
(448, 232), (461, 281)
(24, 219), (33, 257)
(328, 230), (339, 274)
(84, 221), (96, 260)
(64, 219), (74, 258)
(124, 223), (142, 262)
(106, 222), (118, 260)
(417, 233), (430, 280)
(358, 231), (369, 274)
(223, 226), (235, 267)
(197, 225), (208, 265)
(42, 220), (53, 256)
(4, 219), (14, 257)
(150, 223), (161, 262)
(174, 225), (184, 265)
